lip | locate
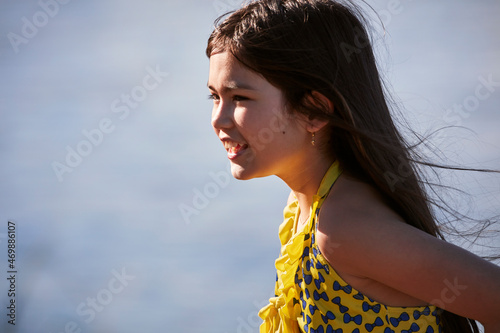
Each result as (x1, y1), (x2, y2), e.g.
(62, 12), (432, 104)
(220, 138), (249, 160)
(227, 144), (249, 160)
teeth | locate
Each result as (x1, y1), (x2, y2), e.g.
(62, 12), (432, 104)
(222, 140), (248, 156)
(229, 145), (240, 154)
(224, 141), (244, 150)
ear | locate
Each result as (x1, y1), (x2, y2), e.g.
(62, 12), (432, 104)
(304, 91), (333, 133)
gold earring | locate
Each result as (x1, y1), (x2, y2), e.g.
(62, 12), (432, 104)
(311, 132), (316, 146)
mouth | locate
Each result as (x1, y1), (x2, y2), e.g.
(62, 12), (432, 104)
(223, 140), (249, 160)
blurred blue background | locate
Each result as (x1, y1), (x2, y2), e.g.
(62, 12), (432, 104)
(0, 0), (499, 332)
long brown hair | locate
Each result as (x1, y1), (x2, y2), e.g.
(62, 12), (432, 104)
(206, 0), (488, 331)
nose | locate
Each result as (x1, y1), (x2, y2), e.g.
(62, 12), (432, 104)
(211, 100), (233, 131)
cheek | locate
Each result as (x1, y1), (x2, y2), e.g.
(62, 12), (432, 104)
(236, 103), (293, 145)
(253, 122), (294, 155)
(234, 108), (259, 135)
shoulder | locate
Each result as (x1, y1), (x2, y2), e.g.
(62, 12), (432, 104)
(315, 174), (433, 276)
(317, 173), (405, 237)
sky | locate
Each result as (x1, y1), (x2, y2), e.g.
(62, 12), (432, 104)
(0, 0), (499, 332)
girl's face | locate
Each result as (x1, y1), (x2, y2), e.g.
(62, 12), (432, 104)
(208, 52), (310, 180)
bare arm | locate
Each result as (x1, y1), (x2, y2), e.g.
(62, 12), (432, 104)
(316, 177), (500, 328)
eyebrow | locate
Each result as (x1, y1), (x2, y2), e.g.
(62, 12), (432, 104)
(207, 81), (257, 93)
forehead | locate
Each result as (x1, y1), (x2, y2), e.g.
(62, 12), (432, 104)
(208, 52), (266, 92)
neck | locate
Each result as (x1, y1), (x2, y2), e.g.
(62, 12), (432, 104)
(279, 156), (335, 214)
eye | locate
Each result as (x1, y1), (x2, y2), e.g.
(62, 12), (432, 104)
(233, 95), (248, 102)
(208, 93), (220, 101)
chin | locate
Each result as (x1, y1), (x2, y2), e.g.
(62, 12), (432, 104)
(230, 167), (254, 181)
(229, 162), (255, 180)
(230, 163), (270, 181)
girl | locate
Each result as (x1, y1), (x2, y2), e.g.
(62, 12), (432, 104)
(206, 0), (500, 332)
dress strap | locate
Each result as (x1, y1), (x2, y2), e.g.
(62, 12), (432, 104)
(307, 161), (342, 232)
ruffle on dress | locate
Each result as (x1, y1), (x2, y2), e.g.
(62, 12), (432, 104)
(258, 162), (341, 333)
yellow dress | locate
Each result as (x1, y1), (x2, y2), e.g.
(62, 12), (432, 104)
(258, 161), (442, 333)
